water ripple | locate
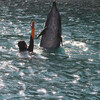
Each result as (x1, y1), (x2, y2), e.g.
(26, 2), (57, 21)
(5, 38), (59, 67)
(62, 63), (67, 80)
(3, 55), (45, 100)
(0, 0), (100, 100)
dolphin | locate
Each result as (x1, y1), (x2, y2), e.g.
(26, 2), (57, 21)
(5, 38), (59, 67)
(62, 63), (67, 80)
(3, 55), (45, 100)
(37, 1), (62, 49)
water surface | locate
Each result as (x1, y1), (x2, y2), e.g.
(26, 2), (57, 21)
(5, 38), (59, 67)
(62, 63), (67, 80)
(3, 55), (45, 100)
(0, 0), (100, 100)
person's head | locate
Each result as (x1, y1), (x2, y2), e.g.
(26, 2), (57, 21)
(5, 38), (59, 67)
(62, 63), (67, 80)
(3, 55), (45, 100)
(18, 41), (27, 52)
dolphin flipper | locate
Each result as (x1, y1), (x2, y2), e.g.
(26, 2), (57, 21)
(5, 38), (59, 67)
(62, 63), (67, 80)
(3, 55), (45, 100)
(59, 37), (63, 46)
(36, 27), (47, 39)
(58, 34), (63, 46)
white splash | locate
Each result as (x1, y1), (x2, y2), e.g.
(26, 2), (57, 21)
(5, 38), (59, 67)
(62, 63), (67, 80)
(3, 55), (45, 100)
(73, 74), (80, 84)
(88, 59), (93, 62)
(19, 90), (25, 96)
(0, 78), (5, 89)
(18, 81), (26, 96)
(72, 41), (88, 51)
(37, 88), (47, 94)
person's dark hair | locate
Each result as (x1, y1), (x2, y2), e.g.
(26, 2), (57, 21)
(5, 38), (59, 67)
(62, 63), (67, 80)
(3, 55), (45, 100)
(18, 41), (27, 51)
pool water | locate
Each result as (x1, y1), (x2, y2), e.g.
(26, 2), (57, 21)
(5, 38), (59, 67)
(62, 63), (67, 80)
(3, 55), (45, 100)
(0, 0), (100, 100)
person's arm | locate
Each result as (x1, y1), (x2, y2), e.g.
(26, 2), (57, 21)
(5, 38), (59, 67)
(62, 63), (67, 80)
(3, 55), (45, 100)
(27, 21), (35, 52)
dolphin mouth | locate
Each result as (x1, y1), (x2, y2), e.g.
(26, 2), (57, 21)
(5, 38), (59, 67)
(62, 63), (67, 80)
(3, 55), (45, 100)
(53, 1), (56, 6)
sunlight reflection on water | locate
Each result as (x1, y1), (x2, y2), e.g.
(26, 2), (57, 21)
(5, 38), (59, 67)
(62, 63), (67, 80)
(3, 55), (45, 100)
(0, 0), (100, 100)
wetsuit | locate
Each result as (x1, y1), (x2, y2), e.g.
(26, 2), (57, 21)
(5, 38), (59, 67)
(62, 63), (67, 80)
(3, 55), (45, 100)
(27, 36), (34, 52)
(27, 27), (35, 52)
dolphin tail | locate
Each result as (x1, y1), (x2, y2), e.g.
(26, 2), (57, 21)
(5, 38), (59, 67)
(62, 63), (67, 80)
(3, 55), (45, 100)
(36, 27), (47, 39)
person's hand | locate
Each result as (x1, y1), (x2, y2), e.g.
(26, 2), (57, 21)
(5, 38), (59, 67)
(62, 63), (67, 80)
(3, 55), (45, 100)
(30, 21), (35, 29)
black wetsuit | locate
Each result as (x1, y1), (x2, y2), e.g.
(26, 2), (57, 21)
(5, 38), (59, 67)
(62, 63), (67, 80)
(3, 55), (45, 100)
(27, 36), (34, 52)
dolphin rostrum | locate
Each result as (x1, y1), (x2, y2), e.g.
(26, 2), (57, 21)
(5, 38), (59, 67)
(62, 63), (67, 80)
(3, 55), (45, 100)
(37, 1), (62, 49)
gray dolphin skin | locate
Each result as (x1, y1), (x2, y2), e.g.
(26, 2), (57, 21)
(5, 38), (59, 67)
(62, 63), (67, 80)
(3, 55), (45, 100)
(37, 1), (62, 49)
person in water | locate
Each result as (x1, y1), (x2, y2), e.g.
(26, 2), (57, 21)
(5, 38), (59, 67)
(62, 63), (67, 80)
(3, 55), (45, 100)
(18, 21), (35, 52)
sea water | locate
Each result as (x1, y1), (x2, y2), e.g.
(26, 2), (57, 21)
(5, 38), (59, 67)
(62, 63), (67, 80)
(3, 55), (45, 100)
(0, 0), (100, 100)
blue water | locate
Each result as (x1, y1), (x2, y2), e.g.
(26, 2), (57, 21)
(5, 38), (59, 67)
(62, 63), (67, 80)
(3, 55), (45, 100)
(0, 0), (100, 100)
